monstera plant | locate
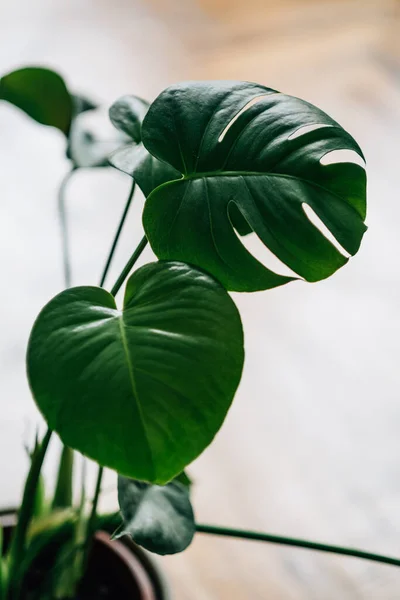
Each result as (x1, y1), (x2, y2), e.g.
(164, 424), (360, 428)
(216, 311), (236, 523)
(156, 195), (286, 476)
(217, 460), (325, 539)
(1, 66), (398, 600)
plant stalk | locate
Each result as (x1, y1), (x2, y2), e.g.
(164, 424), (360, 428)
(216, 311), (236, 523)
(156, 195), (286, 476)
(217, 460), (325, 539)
(99, 180), (136, 287)
(57, 167), (77, 289)
(110, 235), (148, 297)
(196, 524), (400, 568)
(82, 467), (103, 568)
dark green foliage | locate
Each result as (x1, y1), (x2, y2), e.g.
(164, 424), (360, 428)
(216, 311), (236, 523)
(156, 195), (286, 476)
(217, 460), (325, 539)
(109, 95), (180, 197)
(142, 81), (367, 291)
(117, 475), (195, 554)
(0, 67), (73, 134)
(27, 261), (244, 483)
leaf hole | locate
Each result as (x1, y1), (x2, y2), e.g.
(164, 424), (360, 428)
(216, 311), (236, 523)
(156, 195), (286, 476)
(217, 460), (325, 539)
(320, 149), (365, 168)
(218, 95), (268, 143)
(229, 205), (299, 278)
(302, 203), (350, 258)
(288, 123), (333, 141)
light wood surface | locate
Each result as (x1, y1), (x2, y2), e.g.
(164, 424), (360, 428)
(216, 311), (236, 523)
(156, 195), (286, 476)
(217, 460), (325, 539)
(1, 0), (400, 598)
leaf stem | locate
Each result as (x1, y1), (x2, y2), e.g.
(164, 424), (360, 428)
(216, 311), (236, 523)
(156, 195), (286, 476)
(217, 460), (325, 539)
(58, 167), (78, 288)
(7, 429), (52, 596)
(110, 235), (148, 297)
(83, 466), (104, 567)
(196, 524), (400, 568)
(99, 180), (136, 287)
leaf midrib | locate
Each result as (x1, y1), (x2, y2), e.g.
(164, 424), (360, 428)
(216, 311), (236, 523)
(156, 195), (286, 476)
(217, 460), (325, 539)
(117, 313), (155, 479)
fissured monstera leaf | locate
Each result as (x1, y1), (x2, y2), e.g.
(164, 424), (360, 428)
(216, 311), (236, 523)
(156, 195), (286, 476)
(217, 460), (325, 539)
(117, 475), (195, 555)
(142, 81), (367, 292)
(108, 95), (180, 197)
(27, 262), (244, 483)
(0, 67), (73, 134)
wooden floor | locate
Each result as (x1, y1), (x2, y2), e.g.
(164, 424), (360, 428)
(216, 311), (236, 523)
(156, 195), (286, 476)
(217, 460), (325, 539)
(1, 0), (400, 598)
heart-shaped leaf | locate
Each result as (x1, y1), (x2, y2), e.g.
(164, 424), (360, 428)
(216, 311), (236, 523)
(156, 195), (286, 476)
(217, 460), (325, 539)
(108, 95), (180, 197)
(142, 81), (367, 292)
(0, 67), (73, 134)
(27, 261), (244, 483)
(117, 475), (195, 554)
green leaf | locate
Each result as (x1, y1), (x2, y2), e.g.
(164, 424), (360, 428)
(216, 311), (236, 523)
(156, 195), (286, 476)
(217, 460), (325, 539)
(228, 202), (253, 236)
(15, 509), (76, 588)
(109, 95), (148, 142)
(109, 143), (180, 198)
(26, 433), (48, 518)
(27, 509), (76, 542)
(32, 473), (47, 518)
(52, 445), (74, 510)
(175, 471), (192, 487)
(109, 95), (180, 197)
(0, 67), (73, 134)
(0, 555), (8, 600)
(117, 475), (195, 555)
(0, 528), (4, 599)
(72, 93), (97, 117)
(27, 261), (244, 484)
(142, 81), (367, 292)
(67, 111), (126, 168)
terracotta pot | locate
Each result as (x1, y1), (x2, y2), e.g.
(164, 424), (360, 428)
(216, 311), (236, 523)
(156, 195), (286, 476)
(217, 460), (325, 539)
(0, 510), (169, 600)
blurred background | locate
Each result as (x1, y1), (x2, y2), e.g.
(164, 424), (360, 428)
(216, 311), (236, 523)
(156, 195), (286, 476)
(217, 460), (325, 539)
(1, 0), (400, 598)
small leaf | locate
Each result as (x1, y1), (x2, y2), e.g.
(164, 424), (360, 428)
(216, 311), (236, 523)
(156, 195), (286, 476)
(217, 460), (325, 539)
(109, 143), (180, 197)
(117, 475), (195, 555)
(109, 95), (180, 197)
(175, 471), (192, 487)
(67, 110), (127, 168)
(109, 95), (148, 142)
(0, 67), (73, 134)
(27, 261), (244, 483)
(142, 81), (367, 292)
(72, 93), (98, 117)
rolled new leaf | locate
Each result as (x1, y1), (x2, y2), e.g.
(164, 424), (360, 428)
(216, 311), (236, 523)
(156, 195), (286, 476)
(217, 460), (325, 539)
(27, 261), (244, 483)
(117, 475), (195, 554)
(142, 81), (367, 292)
